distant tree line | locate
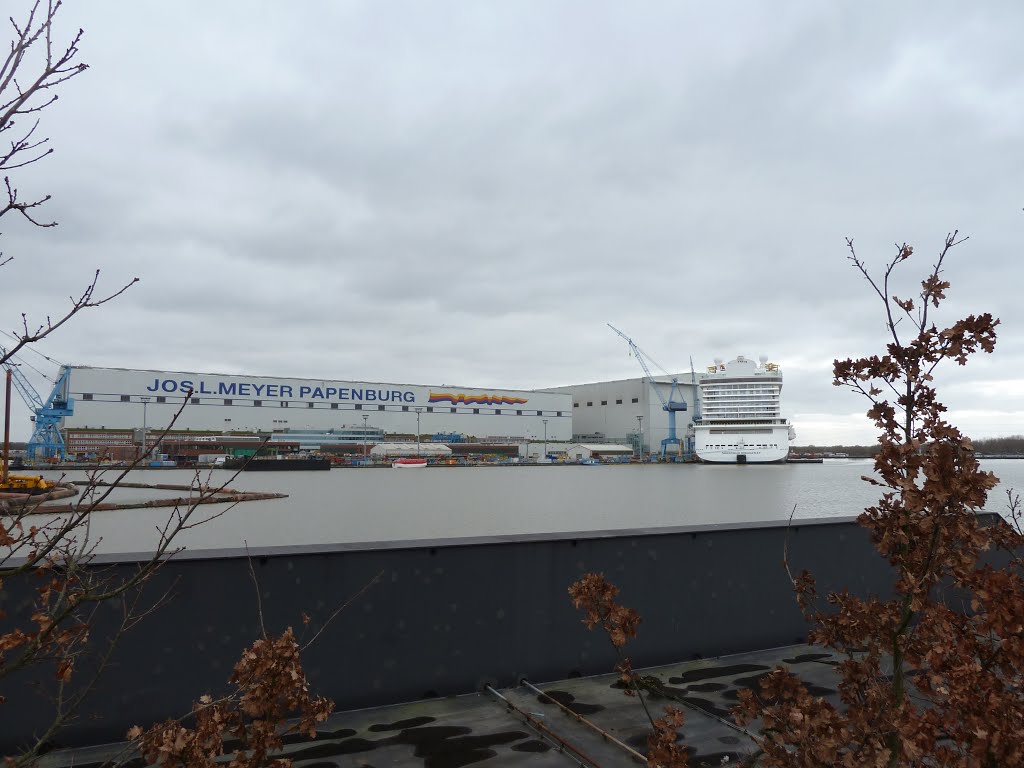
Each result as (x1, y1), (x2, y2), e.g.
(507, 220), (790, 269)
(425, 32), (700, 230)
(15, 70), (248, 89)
(791, 443), (881, 458)
(972, 434), (1024, 455)
(794, 434), (1024, 458)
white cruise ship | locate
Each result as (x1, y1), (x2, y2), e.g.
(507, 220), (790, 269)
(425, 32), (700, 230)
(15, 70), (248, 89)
(690, 355), (795, 464)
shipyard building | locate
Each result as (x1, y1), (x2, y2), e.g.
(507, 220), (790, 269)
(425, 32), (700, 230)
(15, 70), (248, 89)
(55, 366), (571, 458)
(34, 365), (706, 460)
(547, 374), (699, 455)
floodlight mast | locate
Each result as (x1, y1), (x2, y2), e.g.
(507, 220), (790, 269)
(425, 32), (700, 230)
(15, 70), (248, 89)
(607, 324), (687, 459)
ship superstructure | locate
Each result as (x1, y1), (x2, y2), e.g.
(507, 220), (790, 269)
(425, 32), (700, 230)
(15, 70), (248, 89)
(691, 355), (794, 463)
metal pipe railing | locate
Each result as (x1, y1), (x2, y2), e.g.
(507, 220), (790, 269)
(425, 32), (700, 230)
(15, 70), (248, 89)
(483, 684), (600, 767)
(520, 678), (646, 763)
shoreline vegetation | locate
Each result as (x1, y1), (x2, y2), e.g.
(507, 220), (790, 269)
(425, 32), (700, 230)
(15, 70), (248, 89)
(796, 434), (1024, 459)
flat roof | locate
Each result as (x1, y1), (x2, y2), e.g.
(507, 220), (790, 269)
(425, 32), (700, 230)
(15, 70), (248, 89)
(66, 365), (567, 397)
(33, 643), (840, 767)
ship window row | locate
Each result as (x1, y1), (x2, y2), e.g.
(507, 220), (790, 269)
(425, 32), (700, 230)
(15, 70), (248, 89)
(703, 389), (779, 396)
(703, 396), (779, 403)
(704, 389), (779, 394)
(704, 416), (780, 421)
(704, 385), (774, 391)
(704, 401), (779, 407)
(702, 391), (779, 399)
(708, 443), (779, 449)
(704, 403), (777, 409)
(704, 403), (774, 409)
(704, 406), (778, 411)
(704, 408), (779, 415)
(704, 387), (774, 393)
(704, 391), (779, 397)
(703, 408), (778, 416)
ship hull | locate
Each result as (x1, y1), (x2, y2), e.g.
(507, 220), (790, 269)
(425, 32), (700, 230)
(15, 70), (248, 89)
(694, 355), (795, 465)
(693, 424), (792, 464)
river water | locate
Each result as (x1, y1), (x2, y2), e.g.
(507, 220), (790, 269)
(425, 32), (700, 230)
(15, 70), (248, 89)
(32, 460), (1024, 558)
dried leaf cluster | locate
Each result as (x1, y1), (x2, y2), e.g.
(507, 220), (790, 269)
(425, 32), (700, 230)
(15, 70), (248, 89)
(646, 706), (689, 768)
(733, 234), (1023, 766)
(130, 628), (333, 768)
(572, 235), (1022, 768)
(569, 571), (642, 649)
(569, 572), (689, 767)
(1, 454), (265, 765)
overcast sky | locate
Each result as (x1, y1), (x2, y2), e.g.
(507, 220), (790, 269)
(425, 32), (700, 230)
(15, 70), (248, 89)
(3, 1), (1023, 445)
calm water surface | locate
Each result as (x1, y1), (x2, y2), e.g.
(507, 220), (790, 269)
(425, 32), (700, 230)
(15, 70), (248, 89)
(36, 460), (1023, 557)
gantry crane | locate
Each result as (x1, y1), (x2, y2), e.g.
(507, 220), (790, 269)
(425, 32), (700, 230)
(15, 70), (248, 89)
(607, 324), (688, 459)
(0, 352), (73, 461)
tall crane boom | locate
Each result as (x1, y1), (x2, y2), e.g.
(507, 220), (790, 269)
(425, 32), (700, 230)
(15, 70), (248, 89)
(607, 324), (688, 458)
(689, 356), (702, 422)
(0, 352), (73, 461)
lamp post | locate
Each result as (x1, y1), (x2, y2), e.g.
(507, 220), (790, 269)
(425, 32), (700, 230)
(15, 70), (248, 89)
(636, 415), (643, 460)
(542, 418), (548, 462)
(3, 369), (12, 484)
(414, 407), (423, 457)
(140, 396), (151, 459)
(362, 414), (368, 460)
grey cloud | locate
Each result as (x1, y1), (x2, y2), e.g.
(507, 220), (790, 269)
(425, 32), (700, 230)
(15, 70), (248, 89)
(4, 0), (1024, 444)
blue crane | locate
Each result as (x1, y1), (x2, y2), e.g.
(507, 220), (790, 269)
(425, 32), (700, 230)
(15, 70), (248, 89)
(0, 352), (73, 461)
(607, 324), (688, 459)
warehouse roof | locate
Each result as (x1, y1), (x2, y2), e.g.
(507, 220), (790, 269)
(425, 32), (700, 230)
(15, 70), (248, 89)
(569, 443), (634, 453)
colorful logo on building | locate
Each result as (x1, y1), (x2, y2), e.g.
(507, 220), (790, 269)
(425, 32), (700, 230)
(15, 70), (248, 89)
(428, 392), (529, 406)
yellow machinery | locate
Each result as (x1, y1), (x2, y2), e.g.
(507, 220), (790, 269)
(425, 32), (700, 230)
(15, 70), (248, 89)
(3, 367), (53, 493)
(0, 474), (52, 493)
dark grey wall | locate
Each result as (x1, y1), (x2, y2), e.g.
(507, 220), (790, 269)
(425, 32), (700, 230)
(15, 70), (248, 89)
(1, 519), (893, 752)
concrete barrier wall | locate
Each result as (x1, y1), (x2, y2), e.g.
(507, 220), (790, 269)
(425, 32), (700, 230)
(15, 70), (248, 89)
(1, 518), (894, 752)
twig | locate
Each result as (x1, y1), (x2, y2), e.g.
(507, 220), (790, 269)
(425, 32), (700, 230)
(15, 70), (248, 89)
(302, 569), (383, 651)
(782, 503), (798, 588)
(244, 540), (267, 640)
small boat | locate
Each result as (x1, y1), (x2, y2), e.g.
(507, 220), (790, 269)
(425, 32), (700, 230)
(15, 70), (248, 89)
(392, 457), (428, 469)
(787, 454), (824, 464)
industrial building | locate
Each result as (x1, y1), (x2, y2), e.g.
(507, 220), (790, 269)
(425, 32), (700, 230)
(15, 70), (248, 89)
(547, 374), (699, 455)
(549, 325), (701, 457)
(52, 366), (572, 458)
(18, 363), (709, 461)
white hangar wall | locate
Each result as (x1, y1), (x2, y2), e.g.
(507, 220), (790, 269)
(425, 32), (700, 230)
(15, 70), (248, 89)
(58, 367), (572, 441)
(546, 375), (698, 452)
